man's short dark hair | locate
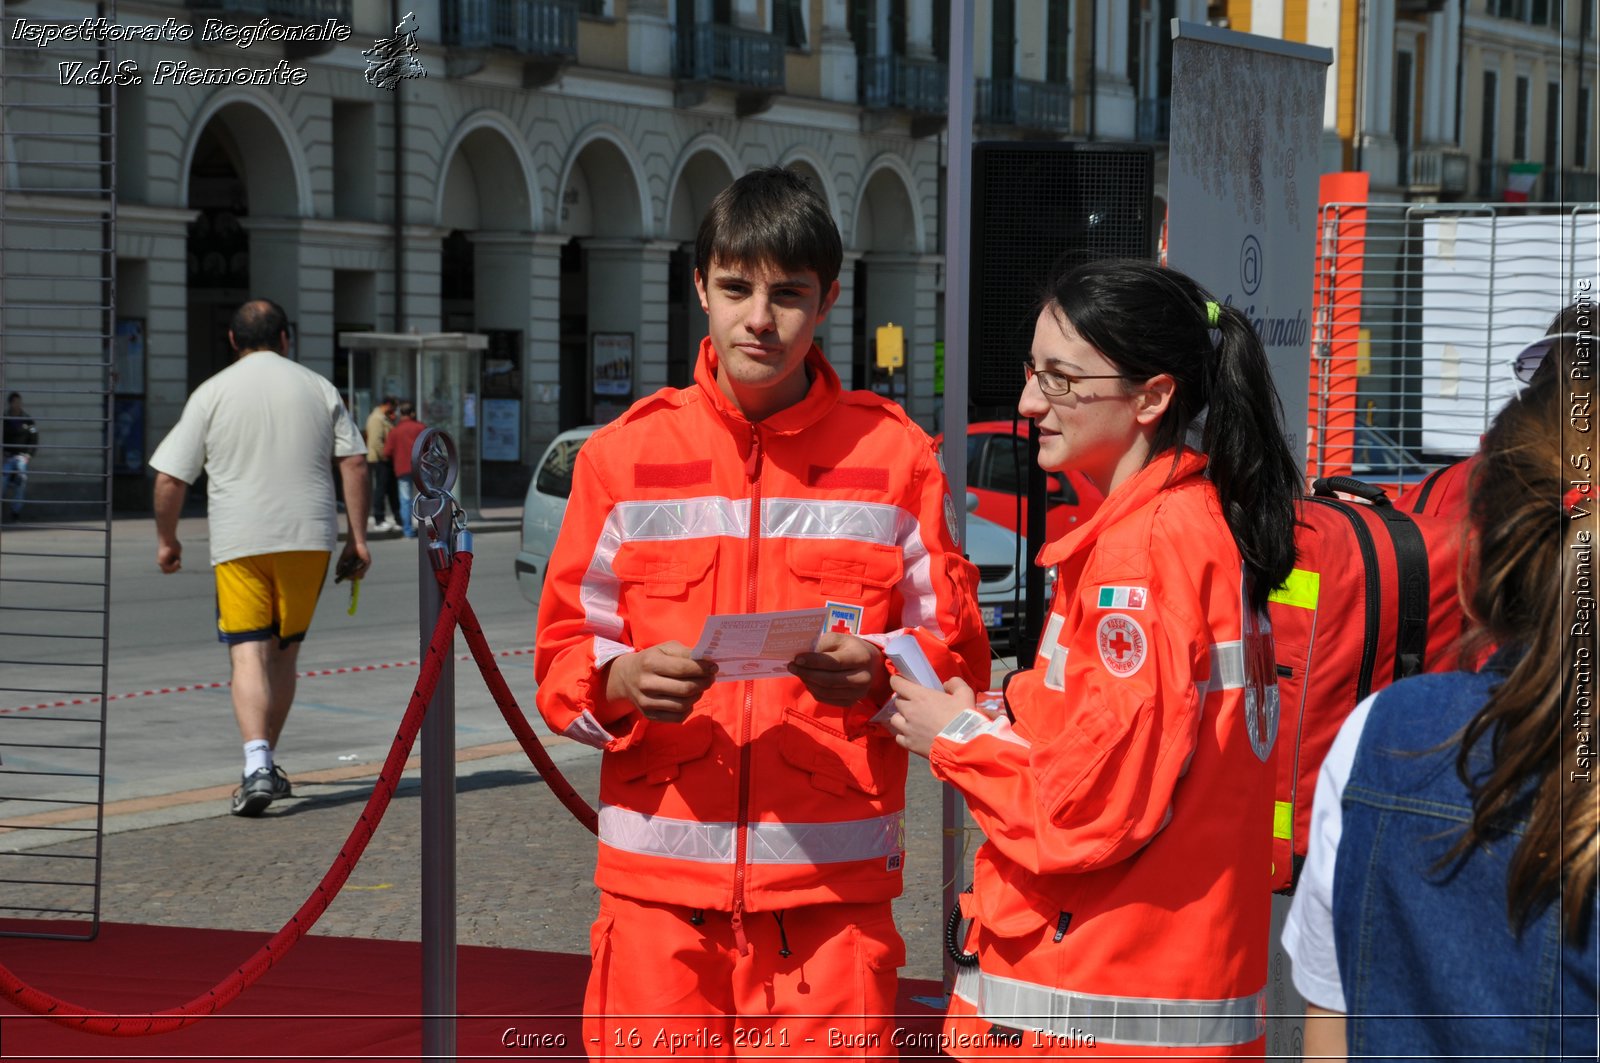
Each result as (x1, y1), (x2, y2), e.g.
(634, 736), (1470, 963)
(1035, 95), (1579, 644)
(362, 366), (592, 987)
(6, 393), (18, 404)
(229, 300), (289, 353)
(398, 401), (415, 418)
(382, 394), (399, 407)
(695, 167), (843, 290)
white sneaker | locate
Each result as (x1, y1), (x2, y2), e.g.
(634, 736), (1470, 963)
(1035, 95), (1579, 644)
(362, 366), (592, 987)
(377, 519), (399, 532)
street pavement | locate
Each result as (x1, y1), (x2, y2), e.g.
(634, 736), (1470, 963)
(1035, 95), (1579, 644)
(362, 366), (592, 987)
(0, 505), (1015, 986)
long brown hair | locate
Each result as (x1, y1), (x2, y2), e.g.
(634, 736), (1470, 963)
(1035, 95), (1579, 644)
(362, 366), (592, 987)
(1450, 356), (1598, 939)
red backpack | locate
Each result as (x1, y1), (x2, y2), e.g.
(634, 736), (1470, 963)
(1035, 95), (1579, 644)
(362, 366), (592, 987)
(1267, 476), (1468, 893)
(1394, 455), (1476, 520)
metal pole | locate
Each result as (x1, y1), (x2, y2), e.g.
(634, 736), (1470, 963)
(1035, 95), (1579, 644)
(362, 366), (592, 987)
(940, 0), (975, 1000)
(414, 429), (459, 1062)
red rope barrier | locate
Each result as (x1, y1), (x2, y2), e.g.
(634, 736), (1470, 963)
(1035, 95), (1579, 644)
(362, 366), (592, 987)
(0, 554), (474, 1035)
(445, 579), (599, 834)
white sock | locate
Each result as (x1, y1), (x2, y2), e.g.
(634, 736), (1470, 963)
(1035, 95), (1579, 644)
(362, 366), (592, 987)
(243, 740), (272, 776)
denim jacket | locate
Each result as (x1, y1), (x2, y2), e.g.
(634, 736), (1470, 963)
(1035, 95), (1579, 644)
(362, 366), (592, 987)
(1333, 661), (1598, 1061)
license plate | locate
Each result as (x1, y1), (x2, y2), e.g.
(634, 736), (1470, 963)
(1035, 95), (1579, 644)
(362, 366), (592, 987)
(981, 605), (1004, 627)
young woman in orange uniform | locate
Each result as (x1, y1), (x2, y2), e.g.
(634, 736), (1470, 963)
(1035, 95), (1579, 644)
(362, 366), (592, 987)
(886, 260), (1302, 1058)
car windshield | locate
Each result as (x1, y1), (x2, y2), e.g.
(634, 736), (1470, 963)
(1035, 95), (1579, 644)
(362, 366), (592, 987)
(535, 436), (587, 499)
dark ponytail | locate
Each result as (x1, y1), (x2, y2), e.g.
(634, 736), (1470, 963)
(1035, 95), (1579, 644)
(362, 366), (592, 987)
(1046, 259), (1301, 611)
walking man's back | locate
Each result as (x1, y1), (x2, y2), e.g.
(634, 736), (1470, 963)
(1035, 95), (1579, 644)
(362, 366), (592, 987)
(149, 298), (371, 817)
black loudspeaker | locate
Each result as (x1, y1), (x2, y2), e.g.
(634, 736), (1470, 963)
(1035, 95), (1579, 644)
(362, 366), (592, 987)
(968, 142), (1156, 412)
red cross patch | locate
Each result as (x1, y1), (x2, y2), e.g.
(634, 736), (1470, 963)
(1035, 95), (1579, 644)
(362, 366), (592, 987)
(1095, 613), (1148, 677)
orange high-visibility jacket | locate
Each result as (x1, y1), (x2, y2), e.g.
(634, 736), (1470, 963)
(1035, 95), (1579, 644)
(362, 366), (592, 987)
(931, 450), (1278, 1056)
(535, 339), (989, 917)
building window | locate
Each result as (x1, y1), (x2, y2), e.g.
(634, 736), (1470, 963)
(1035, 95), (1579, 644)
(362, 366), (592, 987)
(774, 0), (806, 49)
(992, 0), (1015, 80)
(1481, 70), (1498, 160)
(1514, 75), (1530, 158)
(1047, 0), (1070, 84)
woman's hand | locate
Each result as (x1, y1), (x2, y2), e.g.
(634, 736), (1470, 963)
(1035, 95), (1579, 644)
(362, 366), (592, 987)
(882, 674), (976, 758)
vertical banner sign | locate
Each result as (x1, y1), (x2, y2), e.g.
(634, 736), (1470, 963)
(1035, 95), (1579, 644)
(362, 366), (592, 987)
(1309, 172), (1371, 479)
(1165, 22), (1332, 475)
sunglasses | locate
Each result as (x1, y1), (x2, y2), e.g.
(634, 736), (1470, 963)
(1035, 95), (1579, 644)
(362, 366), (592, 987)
(1512, 332), (1587, 384)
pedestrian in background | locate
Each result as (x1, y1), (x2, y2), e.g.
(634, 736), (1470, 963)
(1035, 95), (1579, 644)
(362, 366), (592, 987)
(365, 393), (398, 532)
(534, 166), (989, 1054)
(384, 400), (425, 538)
(2, 392), (38, 521)
(149, 299), (371, 817)
(1282, 341), (1598, 1060)
(886, 259), (1302, 1058)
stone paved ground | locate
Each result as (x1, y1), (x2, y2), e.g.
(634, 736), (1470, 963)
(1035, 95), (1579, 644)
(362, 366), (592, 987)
(14, 742), (964, 984)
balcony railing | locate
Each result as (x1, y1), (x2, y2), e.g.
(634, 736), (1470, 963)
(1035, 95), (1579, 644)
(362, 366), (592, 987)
(186, 0), (351, 23)
(1135, 97), (1170, 141)
(1402, 147), (1471, 195)
(976, 78), (1073, 132)
(859, 54), (947, 113)
(675, 22), (785, 91)
(442, 0), (578, 58)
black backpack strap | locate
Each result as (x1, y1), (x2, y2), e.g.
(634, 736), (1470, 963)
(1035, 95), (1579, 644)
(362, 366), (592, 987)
(1372, 505), (1430, 679)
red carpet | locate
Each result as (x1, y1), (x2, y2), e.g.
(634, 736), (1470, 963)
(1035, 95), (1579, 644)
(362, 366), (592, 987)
(0, 923), (945, 1060)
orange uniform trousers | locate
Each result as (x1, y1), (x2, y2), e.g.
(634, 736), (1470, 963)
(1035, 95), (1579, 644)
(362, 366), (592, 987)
(583, 892), (903, 1060)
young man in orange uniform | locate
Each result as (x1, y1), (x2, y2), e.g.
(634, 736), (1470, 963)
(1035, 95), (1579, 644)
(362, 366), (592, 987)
(534, 167), (989, 1056)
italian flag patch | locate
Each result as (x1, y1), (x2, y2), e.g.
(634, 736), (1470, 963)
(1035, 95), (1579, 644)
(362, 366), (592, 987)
(1096, 585), (1147, 610)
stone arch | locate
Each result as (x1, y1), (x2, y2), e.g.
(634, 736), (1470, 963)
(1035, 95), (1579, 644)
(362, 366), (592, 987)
(777, 147), (842, 235)
(853, 154), (925, 254)
(557, 126), (650, 238)
(664, 135), (740, 241)
(434, 111), (539, 231)
(177, 90), (310, 217)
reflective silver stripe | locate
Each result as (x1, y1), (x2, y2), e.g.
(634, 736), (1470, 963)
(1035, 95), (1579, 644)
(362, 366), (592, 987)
(580, 495), (949, 641)
(562, 710), (616, 750)
(1040, 613), (1068, 691)
(592, 636), (632, 668)
(956, 966), (1266, 1048)
(764, 496), (945, 639)
(762, 497), (902, 544)
(598, 805), (905, 865)
(939, 709), (1029, 748)
(1203, 639), (1246, 695)
(579, 497), (749, 640)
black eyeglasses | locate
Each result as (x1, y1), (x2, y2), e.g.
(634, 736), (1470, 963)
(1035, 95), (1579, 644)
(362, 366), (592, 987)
(1512, 332), (1584, 384)
(1022, 361), (1134, 397)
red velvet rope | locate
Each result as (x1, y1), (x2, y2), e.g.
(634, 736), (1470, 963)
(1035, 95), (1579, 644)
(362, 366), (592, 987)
(441, 571), (599, 835)
(0, 554), (474, 1035)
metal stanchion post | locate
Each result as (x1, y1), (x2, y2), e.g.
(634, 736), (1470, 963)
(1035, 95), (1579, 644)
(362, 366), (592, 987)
(412, 428), (459, 1061)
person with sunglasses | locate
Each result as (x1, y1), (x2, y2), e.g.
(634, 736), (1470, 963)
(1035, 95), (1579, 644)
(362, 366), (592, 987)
(1397, 303), (1586, 519)
(883, 259), (1302, 1057)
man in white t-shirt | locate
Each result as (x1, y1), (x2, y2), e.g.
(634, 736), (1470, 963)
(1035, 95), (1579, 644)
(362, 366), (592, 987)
(149, 299), (371, 817)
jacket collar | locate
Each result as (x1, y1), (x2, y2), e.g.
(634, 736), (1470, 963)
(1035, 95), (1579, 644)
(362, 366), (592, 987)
(1037, 448), (1210, 567)
(692, 336), (842, 436)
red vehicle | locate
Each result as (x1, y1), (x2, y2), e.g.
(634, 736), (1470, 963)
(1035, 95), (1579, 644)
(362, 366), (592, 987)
(940, 420), (1105, 542)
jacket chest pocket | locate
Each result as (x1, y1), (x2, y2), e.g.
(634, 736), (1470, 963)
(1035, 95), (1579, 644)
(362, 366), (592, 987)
(611, 539), (718, 644)
(787, 539), (903, 623)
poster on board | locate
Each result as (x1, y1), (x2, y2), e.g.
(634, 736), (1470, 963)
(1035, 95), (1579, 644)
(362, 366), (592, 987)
(1165, 21), (1331, 472)
(592, 332), (634, 424)
(482, 398), (520, 462)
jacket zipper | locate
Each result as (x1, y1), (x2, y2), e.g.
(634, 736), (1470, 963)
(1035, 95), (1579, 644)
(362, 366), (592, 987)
(731, 425), (763, 955)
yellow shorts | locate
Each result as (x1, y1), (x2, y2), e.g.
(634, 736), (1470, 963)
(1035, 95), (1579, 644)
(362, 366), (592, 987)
(214, 550), (331, 648)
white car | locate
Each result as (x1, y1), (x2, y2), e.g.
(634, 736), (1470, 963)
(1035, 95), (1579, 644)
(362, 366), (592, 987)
(516, 425), (1048, 646)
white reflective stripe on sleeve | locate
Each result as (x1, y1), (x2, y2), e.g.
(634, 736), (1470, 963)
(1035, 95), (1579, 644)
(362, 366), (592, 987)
(598, 805), (905, 865)
(959, 966), (1267, 1048)
(563, 710), (616, 750)
(764, 497), (945, 639)
(1036, 613), (1065, 669)
(940, 710), (1030, 748)
(578, 496), (748, 641)
(1199, 640), (1245, 697)
(938, 709), (992, 744)
(592, 636), (632, 668)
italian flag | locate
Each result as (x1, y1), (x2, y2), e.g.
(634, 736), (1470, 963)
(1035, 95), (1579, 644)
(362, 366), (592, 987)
(1503, 162), (1542, 202)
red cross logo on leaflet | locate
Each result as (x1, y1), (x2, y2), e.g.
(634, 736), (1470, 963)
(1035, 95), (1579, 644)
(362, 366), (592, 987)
(1241, 605), (1279, 762)
(1095, 614), (1147, 677)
